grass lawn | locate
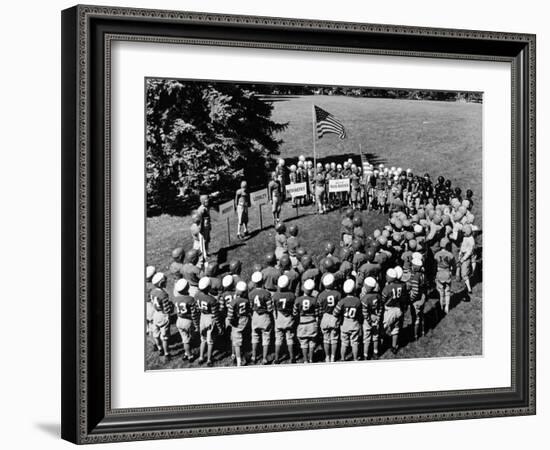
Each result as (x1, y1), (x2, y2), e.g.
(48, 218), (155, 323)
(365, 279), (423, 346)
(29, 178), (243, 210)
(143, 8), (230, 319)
(146, 95), (483, 370)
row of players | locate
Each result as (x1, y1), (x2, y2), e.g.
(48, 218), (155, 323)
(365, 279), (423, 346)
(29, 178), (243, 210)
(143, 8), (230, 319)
(147, 259), (426, 367)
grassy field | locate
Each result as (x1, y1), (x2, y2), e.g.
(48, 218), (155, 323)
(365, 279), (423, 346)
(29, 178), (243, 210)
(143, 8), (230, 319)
(145, 95), (483, 370)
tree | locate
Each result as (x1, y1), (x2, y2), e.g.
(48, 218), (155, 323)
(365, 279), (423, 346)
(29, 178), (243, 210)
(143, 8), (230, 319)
(146, 80), (287, 215)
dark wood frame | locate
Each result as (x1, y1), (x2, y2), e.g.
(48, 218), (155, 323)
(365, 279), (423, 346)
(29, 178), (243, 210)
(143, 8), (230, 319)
(61, 4), (536, 444)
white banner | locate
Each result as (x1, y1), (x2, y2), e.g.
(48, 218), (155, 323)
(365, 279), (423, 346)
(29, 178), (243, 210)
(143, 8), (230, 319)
(218, 200), (234, 218)
(285, 182), (307, 198)
(250, 188), (268, 206)
(329, 178), (350, 193)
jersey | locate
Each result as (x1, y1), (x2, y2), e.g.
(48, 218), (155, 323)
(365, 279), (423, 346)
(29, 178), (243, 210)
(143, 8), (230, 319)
(381, 280), (408, 309)
(150, 288), (174, 315)
(181, 263), (201, 286)
(195, 291), (219, 317)
(284, 269), (301, 295)
(261, 266), (282, 291)
(219, 290), (235, 317)
(227, 296), (252, 324)
(361, 292), (383, 325)
(174, 294), (199, 322)
(317, 289), (342, 315)
(333, 295), (362, 322)
(407, 271), (425, 303)
(434, 249), (456, 270)
(293, 295), (320, 320)
(248, 288), (273, 315)
(272, 291), (296, 317)
(208, 276), (222, 298)
(197, 204), (211, 232)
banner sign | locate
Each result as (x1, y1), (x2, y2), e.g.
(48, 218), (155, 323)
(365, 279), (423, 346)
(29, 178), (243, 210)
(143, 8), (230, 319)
(250, 188), (269, 207)
(285, 182), (307, 198)
(218, 200), (235, 218)
(328, 178), (350, 193)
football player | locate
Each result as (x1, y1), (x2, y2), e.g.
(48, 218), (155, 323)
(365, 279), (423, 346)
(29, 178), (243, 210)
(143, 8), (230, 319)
(268, 171), (283, 224)
(280, 254), (300, 296)
(261, 252), (282, 293)
(249, 272), (274, 364)
(196, 194), (212, 255)
(150, 272), (174, 359)
(381, 268), (407, 354)
(334, 279), (362, 361)
(272, 275), (297, 364)
(407, 258), (426, 340)
(196, 277), (221, 367)
(294, 279), (320, 363)
(169, 247), (184, 285)
(235, 180), (250, 239)
(227, 281), (252, 367)
(145, 265), (156, 338)
(434, 237), (456, 314)
(274, 222), (288, 261)
(361, 277), (383, 360)
(458, 224), (475, 293)
(340, 208), (354, 247)
(181, 249), (201, 298)
(219, 275), (236, 361)
(173, 278), (199, 361)
(317, 273), (341, 362)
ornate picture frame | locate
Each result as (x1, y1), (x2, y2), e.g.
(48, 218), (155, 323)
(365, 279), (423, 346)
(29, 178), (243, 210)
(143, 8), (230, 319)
(61, 5), (536, 444)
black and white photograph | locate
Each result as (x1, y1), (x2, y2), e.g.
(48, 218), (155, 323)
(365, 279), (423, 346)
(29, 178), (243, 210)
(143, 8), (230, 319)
(145, 79), (483, 370)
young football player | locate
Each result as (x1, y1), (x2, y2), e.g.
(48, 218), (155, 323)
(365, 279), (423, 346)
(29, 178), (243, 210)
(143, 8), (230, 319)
(274, 222), (288, 261)
(361, 277), (383, 360)
(300, 255), (321, 290)
(227, 281), (252, 366)
(181, 249), (202, 298)
(235, 181), (250, 239)
(149, 273), (174, 359)
(268, 171), (283, 224)
(280, 254), (300, 296)
(407, 258), (426, 340)
(173, 278), (199, 361)
(434, 237), (456, 314)
(145, 265), (156, 339)
(205, 262), (222, 298)
(340, 208), (354, 247)
(334, 279), (362, 361)
(169, 247), (185, 285)
(261, 252), (282, 293)
(196, 194), (212, 256)
(317, 273), (341, 362)
(381, 268), (407, 354)
(350, 165), (362, 210)
(196, 277), (221, 367)
(272, 275), (297, 364)
(249, 271), (274, 365)
(294, 279), (320, 363)
(219, 275), (236, 361)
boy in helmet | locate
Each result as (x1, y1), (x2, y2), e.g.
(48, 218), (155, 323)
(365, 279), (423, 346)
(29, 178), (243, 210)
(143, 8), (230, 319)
(196, 194), (212, 256)
(169, 247), (185, 284)
(273, 275), (297, 364)
(249, 272), (274, 364)
(145, 265), (156, 340)
(174, 278), (199, 361)
(341, 208), (355, 248)
(196, 277), (221, 367)
(318, 273), (341, 362)
(227, 281), (252, 366)
(381, 268), (407, 354)
(219, 274), (236, 361)
(459, 224), (476, 293)
(333, 279), (362, 361)
(181, 249), (202, 298)
(274, 222), (288, 261)
(235, 180), (250, 239)
(301, 255), (321, 290)
(261, 252), (281, 293)
(268, 171), (283, 225)
(361, 277), (383, 360)
(407, 258), (426, 340)
(294, 279), (320, 363)
(150, 273), (174, 359)
(434, 238), (456, 314)
(280, 254), (300, 296)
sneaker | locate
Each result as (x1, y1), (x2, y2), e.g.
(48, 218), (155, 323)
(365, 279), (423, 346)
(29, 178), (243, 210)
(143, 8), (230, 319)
(206, 360), (214, 367)
(197, 357), (205, 365)
(273, 359), (281, 365)
(391, 347), (399, 355)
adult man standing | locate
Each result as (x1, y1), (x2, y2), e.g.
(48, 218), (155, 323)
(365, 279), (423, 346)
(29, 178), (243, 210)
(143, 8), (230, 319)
(196, 194), (212, 255)
(268, 171), (283, 224)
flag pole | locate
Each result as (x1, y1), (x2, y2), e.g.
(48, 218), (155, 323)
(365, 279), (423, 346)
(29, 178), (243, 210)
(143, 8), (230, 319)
(312, 104), (317, 173)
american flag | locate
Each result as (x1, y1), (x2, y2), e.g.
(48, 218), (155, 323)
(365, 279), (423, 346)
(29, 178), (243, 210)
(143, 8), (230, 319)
(314, 105), (346, 140)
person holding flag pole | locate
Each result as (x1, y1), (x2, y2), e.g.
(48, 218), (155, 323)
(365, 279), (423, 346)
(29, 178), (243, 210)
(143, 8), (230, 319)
(312, 104), (347, 214)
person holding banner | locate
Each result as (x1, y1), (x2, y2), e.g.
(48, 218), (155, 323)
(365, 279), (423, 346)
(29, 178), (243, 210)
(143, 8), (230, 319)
(268, 171), (283, 224)
(234, 181), (250, 240)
